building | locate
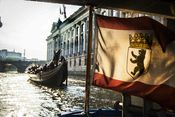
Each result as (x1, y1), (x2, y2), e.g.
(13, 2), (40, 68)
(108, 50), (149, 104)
(0, 49), (22, 61)
(46, 7), (90, 75)
(46, 6), (167, 75)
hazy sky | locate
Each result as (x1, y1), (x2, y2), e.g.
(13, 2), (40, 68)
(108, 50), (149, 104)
(0, 0), (80, 60)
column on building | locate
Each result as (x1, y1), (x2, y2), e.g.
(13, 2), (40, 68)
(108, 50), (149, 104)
(53, 36), (58, 52)
(60, 35), (63, 56)
(77, 24), (80, 55)
(70, 28), (73, 56)
(47, 42), (49, 61)
(46, 37), (55, 61)
(67, 30), (70, 57)
(82, 19), (87, 67)
(84, 18), (89, 66)
(73, 25), (77, 67)
(71, 27), (75, 55)
(65, 31), (68, 57)
(80, 21), (85, 55)
(82, 20), (86, 54)
(66, 33), (68, 57)
(75, 25), (79, 56)
(63, 33), (66, 56)
(57, 34), (61, 50)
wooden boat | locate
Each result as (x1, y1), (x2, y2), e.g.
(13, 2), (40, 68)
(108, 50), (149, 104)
(28, 61), (68, 86)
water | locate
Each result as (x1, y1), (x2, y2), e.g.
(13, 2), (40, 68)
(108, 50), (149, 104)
(0, 73), (122, 117)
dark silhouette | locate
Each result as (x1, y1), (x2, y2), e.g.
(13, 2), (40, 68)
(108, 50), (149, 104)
(47, 61), (54, 70)
(53, 49), (61, 66)
(130, 49), (146, 77)
(60, 56), (66, 62)
(26, 49), (65, 74)
(42, 64), (47, 71)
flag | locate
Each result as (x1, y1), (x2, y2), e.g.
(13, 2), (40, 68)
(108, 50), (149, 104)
(59, 4), (67, 19)
(63, 4), (67, 19)
(59, 6), (63, 15)
(93, 15), (175, 110)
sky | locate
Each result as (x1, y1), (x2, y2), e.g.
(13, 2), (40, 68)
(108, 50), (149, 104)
(0, 0), (80, 60)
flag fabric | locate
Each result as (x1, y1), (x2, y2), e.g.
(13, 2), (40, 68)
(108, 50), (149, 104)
(93, 15), (175, 110)
(63, 5), (67, 19)
(59, 4), (67, 19)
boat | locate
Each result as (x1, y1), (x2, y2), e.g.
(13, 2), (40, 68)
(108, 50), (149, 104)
(28, 61), (68, 86)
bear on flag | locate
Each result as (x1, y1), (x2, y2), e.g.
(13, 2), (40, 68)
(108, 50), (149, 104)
(93, 15), (175, 110)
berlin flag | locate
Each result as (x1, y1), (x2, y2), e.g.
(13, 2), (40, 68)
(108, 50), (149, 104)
(93, 15), (175, 110)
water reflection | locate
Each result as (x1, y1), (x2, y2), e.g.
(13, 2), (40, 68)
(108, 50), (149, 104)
(0, 73), (121, 117)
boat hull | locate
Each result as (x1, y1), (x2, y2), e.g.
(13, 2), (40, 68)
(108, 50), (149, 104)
(28, 61), (68, 86)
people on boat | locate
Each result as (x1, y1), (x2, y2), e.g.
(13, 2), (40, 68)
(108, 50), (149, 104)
(26, 50), (66, 74)
(53, 49), (61, 66)
(26, 64), (41, 74)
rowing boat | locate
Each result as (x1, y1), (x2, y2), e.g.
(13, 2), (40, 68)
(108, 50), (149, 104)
(28, 61), (68, 86)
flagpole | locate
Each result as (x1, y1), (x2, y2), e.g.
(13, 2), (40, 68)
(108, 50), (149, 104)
(85, 5), (93, 114)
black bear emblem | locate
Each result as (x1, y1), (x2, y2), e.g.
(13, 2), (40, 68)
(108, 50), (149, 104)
(130, 49), (146, 77)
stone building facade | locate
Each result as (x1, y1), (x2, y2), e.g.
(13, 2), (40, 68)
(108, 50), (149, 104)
(46, 6), (166, 75)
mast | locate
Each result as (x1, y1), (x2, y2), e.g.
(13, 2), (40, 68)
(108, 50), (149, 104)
(85, 5), (93, 114)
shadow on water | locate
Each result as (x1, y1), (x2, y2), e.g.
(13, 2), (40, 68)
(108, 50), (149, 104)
(0, 73), (122, 117)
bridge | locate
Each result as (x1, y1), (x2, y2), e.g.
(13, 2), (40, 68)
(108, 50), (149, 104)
(0, 60), (46, 73)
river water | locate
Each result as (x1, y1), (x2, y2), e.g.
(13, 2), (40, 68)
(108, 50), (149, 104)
(0, 73), (122, 117)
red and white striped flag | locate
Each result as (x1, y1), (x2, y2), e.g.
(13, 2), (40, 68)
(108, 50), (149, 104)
(93, 15), (175, 110)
